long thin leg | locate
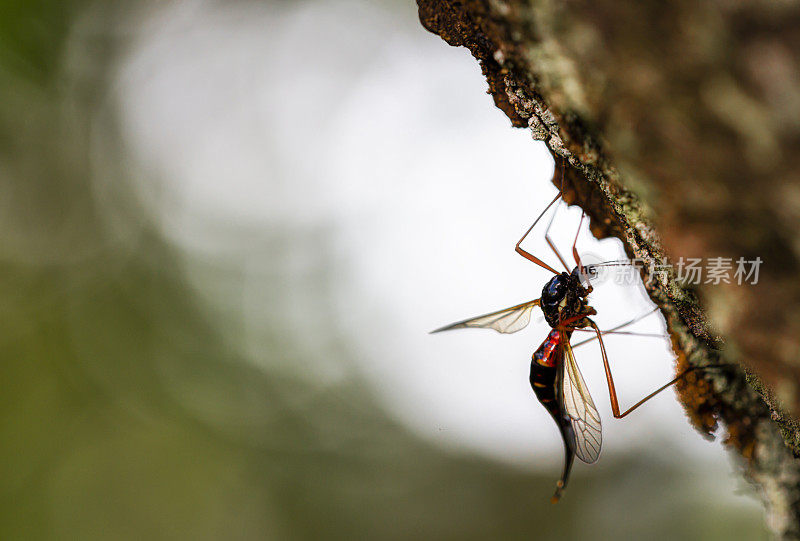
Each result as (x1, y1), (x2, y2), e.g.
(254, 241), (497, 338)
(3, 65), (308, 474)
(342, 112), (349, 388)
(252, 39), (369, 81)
(540, 157), (586, 277)
(542, 200), (570, 272)
(563, 161), (592, 285)
(571, 329), (666, 348)
(586, 318), (695, 419)
(571, 307), (661, 348)
(572, 212), (589, 284)
(516, 192), (561, 274)
(612, 369), (702, 418)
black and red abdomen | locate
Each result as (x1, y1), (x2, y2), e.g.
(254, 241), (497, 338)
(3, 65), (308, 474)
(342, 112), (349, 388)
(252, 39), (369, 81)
(530, 330), (563, 419)
(529, 329), (577, 500)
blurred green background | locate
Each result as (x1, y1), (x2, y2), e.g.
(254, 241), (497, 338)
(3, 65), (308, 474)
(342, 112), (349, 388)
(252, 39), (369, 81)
(0, 0), (769, 539)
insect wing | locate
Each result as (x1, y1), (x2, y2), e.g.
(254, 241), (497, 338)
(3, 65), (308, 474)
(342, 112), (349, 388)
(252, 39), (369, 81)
(431, 300), (540, 334)
(560, 336), (602, 463)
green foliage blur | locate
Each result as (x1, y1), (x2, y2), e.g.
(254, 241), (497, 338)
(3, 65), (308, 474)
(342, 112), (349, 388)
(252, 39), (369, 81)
(0, 1), (768, 539)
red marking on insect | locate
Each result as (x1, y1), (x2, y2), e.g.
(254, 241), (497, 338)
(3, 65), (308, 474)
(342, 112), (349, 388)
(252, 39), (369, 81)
(533, 330), (561, 367)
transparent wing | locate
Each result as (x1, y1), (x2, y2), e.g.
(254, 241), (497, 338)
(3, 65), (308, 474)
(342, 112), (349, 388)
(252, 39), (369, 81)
(560, 336), (602, 463)
(431, 299), (540, 334)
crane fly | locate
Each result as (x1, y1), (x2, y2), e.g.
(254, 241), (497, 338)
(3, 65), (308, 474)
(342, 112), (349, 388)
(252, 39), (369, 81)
(432, 165), (696, 503)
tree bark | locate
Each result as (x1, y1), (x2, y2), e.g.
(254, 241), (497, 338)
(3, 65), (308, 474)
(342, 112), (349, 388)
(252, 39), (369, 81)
(417, 0), (800, 537)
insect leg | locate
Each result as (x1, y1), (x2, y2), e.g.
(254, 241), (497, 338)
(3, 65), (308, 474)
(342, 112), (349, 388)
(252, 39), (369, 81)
(571, 211), (590, 285)
(515, 192), (562, 274)
(571, 307), (661, 348)
(609, 369), (701, 419)
(543, 200), (571, 272)
(571, 329), (666, 348)
(586, 319), (713, 419)
(543, 158), (571, 272)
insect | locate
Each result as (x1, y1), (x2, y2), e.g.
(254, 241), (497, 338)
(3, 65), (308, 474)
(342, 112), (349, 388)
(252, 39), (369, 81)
(432, 166), (696, 503)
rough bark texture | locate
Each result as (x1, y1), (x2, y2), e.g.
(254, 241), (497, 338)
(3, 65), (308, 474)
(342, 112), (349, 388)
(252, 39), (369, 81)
(417, 0), (800, 537)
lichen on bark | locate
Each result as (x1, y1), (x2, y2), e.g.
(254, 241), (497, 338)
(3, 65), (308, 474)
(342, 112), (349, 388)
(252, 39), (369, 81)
(418, 0), (800, 537)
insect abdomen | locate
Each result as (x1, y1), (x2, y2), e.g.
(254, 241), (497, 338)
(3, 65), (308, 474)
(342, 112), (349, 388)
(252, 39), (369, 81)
(530, 329), (576, 502)
(530, 330), (561, 418)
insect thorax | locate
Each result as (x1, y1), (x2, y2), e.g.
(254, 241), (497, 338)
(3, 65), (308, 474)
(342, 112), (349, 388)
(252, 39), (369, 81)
(540, 270), (591, 328)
